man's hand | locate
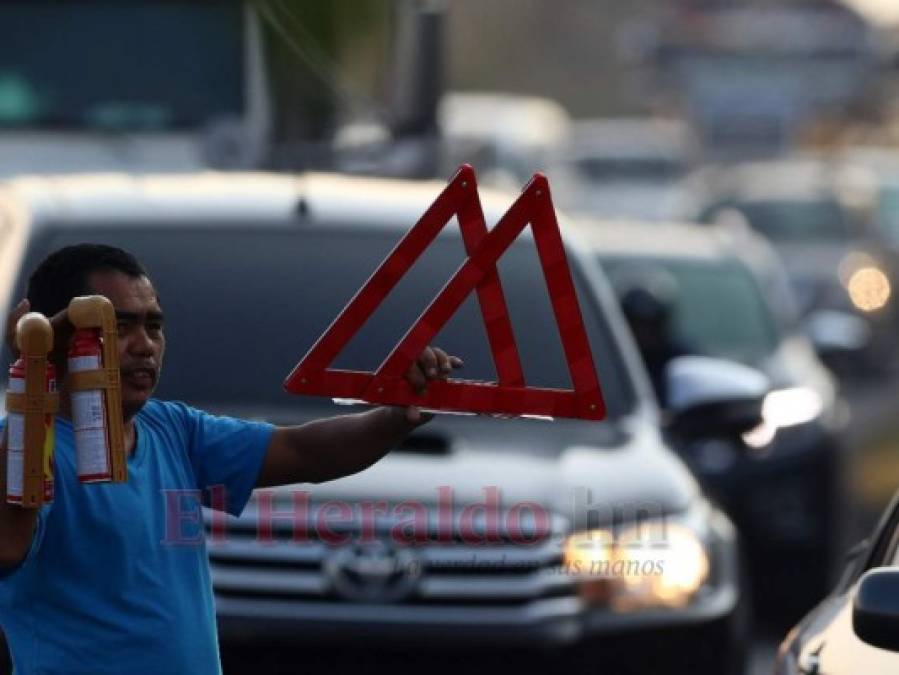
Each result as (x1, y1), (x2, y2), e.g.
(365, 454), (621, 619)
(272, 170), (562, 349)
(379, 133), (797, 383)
(4, 299), (30, 356)
(4, 298), (73, 362)
(402, 346), (464, 425)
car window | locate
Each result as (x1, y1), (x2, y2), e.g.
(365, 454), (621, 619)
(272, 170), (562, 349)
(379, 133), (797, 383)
(0, 2), (243, 130)
(4, 225), (634, 421)
(601, 256), (780, 365)
(570, 157), (685, 183)
(735, 199), (851, 242)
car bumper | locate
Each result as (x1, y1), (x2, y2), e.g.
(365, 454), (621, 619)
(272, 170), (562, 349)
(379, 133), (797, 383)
(215, 509), (741, 649)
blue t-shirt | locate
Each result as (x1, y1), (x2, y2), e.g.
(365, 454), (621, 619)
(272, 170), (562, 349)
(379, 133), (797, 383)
(0, 400), (273, 675)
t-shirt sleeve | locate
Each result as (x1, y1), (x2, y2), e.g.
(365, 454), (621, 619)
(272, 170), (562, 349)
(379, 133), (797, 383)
(167, 403), (274, 517)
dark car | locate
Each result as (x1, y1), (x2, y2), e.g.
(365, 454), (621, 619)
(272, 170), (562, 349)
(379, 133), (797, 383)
(776, 490), (899, 674)
(0, 172), (760, 674)
(697, 158), (899, 379)
(576, 218), (849, 623)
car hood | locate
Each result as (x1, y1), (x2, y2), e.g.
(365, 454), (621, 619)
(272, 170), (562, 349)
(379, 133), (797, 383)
(0, 133), (206, 177)
(561, 182), (696, 221)
(230, 403), (699, 525)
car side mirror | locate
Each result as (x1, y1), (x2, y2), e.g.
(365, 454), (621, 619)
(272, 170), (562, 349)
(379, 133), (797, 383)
(664, 355), (768, 440)
(853, 567), (899, 652)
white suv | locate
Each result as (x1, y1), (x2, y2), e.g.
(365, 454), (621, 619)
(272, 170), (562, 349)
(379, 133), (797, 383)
(0, 172), (750, 674)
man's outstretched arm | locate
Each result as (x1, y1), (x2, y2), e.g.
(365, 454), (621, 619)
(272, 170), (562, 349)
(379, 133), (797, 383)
(0, 300), (41, 569)
(256, 406), (415, 487)
(0, 428), (41, 569)
(255, 346), (461, 487)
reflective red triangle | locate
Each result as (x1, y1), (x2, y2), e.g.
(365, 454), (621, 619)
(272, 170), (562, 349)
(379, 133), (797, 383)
(284, 165), (607, 421)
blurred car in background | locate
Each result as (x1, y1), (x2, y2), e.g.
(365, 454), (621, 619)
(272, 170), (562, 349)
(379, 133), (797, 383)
(0, 172), (759, 675)
(576, 218), (849, 622)
(697, 158), (899, 380)
(547, 117), (702, 222)
(776, 490), (899, 674)
(839, 145), (899, 255)
(0, 1), (270, 176)
(438, 92), (571, 190)
(649, 2), (877, 160)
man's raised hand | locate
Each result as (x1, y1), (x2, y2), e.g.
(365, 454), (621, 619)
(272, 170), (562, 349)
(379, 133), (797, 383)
(4, 299), (30, 356)
(4, 298), (74, 362)
(402, 346), (464, 425)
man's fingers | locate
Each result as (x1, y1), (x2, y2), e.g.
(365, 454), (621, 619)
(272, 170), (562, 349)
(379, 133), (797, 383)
(4, 298), (30, 354)
(48, 308), (74, 360)
(405, 406), (434, 426)
(405, 363), (428, 394)
(405, 406), (421, 425)
(417, 347), (439, 379)
(432, 347), (453, 377)
(406, 347), (464, 392)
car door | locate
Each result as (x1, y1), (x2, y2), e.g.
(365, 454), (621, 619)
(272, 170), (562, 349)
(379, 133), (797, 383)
(793, 494), (899, 673)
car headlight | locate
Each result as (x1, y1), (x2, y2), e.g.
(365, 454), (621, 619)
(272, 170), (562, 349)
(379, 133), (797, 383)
(847, 266), (891, 312)
(762, 387), (823, 427)
(741, 386), (823, 449)
(839, 251), (891, 312)
(562, 521), (710, 610)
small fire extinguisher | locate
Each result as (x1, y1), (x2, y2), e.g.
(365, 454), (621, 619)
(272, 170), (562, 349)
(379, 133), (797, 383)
(68, 328), (113, 483)
(6, 359), (57, 505)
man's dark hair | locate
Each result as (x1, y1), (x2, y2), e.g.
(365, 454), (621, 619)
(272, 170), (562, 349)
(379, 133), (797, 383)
(27, 244), (148, 317)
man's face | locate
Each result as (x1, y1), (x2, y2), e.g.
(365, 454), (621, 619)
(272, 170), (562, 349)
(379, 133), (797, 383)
(86, 270), (165, 420)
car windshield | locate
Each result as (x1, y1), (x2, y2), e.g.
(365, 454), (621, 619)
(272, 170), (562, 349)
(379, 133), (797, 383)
(571, 157), (685, 183)
(0, 2), (243, 130)
(601, 256), (780, 365)
(735, 199), (851, 242)
(5, 226), (633, 421)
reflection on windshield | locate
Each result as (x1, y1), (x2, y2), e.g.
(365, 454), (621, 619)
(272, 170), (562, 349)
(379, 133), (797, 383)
(737, 199), (850, 242)
(604, 257), (779, 364)
(0, 2), (243, 130)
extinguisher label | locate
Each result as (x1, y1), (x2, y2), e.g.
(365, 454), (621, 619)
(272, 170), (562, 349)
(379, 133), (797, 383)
(6, 455), (23, 502)
(7, 415), (25, 450)
(6, 376), (25, 502)
(69, 354), (111, 480)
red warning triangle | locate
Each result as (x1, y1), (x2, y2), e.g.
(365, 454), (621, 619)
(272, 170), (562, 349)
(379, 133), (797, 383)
(284, 165), (606, 421)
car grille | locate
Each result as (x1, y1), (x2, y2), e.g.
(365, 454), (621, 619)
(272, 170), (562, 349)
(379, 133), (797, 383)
(205, 502), (573, 607)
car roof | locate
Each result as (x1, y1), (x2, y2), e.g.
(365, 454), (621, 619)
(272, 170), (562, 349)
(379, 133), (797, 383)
(563, 118), (694, 160)
(704, 159), (843, 200)
(439, 92), (571, 150)
(571, 218), (751, 263)
(0, 171), (519, 230)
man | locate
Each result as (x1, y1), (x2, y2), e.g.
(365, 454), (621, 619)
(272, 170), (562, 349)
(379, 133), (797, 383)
(0, 244), (461, 674)
(616, 273), (690, 408)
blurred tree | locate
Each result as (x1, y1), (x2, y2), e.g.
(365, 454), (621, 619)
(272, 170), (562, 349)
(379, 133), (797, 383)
(446, 0), (659, 118)
(253, 0), (392, 153)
